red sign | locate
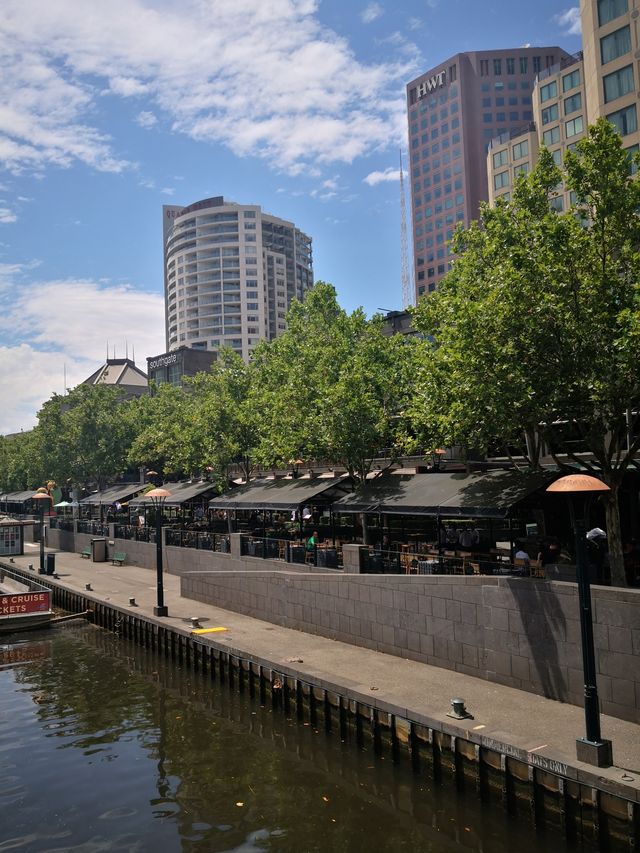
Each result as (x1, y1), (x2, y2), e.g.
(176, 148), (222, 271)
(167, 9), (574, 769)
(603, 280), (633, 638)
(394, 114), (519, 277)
(0, 592), (51, 616)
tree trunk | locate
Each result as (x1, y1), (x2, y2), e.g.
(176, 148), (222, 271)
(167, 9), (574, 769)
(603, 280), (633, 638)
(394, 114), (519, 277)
(603, 487), (627, 587)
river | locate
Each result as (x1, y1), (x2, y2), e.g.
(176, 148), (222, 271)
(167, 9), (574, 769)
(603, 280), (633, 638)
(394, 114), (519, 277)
(0, 623), (591, 852)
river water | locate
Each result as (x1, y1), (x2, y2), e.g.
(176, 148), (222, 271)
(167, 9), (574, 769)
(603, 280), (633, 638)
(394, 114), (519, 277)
(0, 624), (590, 852)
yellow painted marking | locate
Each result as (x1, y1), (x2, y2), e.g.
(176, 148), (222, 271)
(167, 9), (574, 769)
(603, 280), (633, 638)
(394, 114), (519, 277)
(192, 626), (229, 635)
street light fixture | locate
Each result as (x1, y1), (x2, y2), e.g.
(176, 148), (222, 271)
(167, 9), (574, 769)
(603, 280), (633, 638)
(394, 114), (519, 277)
(32, 490), (51, 575)
(546, 474), (613, 767)
(146, 488), (171, 617)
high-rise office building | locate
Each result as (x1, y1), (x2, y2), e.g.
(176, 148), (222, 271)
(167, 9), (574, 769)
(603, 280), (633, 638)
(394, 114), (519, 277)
(407, 46), (572, 299)
(163, 196), (313, 360)
(487, 1), (640, 207)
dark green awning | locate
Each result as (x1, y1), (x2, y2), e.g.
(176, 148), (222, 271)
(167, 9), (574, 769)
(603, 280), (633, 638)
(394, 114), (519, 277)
(79, 484), (146, 506)
(209, 476), (351, 512)
(332, 470), (555, 519)
(129, 480), (219, 508)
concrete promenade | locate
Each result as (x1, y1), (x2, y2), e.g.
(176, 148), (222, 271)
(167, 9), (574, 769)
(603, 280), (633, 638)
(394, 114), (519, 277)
(8, 541), (640, 802)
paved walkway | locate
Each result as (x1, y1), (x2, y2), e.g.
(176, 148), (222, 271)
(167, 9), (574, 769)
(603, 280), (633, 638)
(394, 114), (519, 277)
(7, 542), (640, 800)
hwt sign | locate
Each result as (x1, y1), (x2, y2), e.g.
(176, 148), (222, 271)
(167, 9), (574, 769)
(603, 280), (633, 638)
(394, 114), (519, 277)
(0, 592), (50, 616)
(416, 70), (446, 99)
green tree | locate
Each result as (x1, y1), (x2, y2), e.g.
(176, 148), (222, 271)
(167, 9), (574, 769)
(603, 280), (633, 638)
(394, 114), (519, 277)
(252, 283), (417, 541)
(411, 119), (640, 586)
(185, 350), (259, 484)
(38, 384), (138, 490)
(128, 382), (197, 479)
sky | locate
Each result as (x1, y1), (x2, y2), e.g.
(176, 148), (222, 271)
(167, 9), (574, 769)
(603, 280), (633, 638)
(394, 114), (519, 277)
(0, 0), (582, 435)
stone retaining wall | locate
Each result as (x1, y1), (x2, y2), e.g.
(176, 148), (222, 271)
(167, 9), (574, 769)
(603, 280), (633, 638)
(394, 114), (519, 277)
(180, 570), (640, 724)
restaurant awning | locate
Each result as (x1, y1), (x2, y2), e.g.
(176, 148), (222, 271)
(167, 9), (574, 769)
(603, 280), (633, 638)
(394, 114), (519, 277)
(78, 484), (146, 506)
(209, 475), (351, 512)
(129, 480), (219, 508)
(332, 469), (556, 519)
(0, 489), (44, 505)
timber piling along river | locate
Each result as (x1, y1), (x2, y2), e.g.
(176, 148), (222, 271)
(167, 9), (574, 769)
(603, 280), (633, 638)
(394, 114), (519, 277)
(2, 547), (640, 850)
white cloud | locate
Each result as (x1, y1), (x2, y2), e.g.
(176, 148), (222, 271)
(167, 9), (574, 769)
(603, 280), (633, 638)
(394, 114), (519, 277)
(0, 0), (416, 177)
(108, 76), (149, 97)
(0, 207), (17, 223)
(555, 7), (581, 35)
(160, 187), (175, 195)
(0, 274), (164, 434)
(361, 3), (383, 23)
(136, 110), (158, 129)
(363, 166), (402, 186)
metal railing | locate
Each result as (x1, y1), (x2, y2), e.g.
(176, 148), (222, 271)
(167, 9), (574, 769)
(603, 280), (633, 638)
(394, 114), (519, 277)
(240, 535), (342, 568)
(77, 520), (109, 536)
(114, 524), (154, 542)
(165, 529), (230, 552)
(359, 548), (536, 577)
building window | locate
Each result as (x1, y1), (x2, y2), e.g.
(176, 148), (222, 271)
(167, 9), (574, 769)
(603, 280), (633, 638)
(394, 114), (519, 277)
(603, 64), (634, 102)
(542, 103), (559, 124)
(449, 63), (457, 82)
(493, 58), (502, 75)
(564, 92), (582, 115)
(540, 81), (558, 102)
(562, 68), (581, 92)
(607, 103), (637, 135)
(552, 149), (562, 165)
(543, 126), (561, 145)
(506, 57), (515, 75)
(483, 113), (493, 123)
(550, 196), (564, 212)
(514, 163), (529, 178)
(480, 59), (489, 76)
(512, 140), (529, 160)
(625, 143), (639, 174)
(601, 26), (631, 64)
(598, 0), (628, 26)
(493, 149), (508, 168)
(494, 171), (509, 190)
(519, 56), (528, 74)
(533, 56), (541, 73)
(565, 115), (584, 137)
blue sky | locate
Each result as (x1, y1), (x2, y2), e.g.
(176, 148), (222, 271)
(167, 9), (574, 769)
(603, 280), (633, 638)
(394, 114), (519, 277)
(0, 0), (581, 434)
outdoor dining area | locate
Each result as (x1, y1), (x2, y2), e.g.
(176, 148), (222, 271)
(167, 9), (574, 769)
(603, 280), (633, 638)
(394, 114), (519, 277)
(205, 467), (573, 576)
(6, 465), (616, 580)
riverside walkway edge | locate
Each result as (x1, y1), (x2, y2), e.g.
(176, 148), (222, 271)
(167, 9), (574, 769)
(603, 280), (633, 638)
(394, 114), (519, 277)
(3, 543), (640, 847)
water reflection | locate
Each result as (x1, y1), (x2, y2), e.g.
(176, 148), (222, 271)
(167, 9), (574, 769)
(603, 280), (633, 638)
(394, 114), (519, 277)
(1, 626), (587, 852)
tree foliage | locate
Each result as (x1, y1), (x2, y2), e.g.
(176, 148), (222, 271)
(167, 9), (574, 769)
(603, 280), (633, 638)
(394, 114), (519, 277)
(411, 119), (640, 585)
(251, 283), (415, 482)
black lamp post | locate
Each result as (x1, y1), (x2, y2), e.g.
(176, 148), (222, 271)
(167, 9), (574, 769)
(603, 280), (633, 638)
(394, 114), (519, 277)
(32, 490), (51, 574)
(546, 474), (613, 767)
(147, 488), (171, 617)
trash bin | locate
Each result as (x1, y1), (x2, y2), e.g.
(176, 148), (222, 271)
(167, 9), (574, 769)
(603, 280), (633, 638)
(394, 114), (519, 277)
(91, 538), (107, 562)
(45, 553), (56, 575)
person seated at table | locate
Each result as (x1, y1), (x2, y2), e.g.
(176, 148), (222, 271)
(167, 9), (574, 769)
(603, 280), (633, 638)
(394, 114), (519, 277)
(306, 530), (319, 551)
(514, 544), (530, 567)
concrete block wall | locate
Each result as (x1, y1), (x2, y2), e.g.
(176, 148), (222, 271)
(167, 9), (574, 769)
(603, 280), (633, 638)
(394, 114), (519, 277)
(180, 570), (640, 724)
(45, 527), (324, 577)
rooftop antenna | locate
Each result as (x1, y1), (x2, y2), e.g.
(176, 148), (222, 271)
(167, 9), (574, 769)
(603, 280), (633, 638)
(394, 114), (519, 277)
(63, 363), (67, 394)
(132, 345), (135, 364)
(106, 341), (109, 362)
(125, 339), (129, 360)
(400, 149), (413, 309)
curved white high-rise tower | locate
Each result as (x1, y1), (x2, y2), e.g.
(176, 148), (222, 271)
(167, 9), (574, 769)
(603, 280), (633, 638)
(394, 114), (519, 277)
(163, 197), (313, 359)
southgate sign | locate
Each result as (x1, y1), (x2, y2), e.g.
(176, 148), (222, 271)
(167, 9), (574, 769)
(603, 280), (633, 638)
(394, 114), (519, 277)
(416, 70), (446, 99)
